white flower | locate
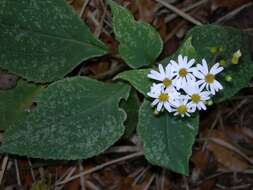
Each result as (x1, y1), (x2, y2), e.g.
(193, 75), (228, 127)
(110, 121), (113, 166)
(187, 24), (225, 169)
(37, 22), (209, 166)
(170, 55), (197, 90)
(147, 64), (175, 89)
(184, 84), (211, 112)
(147, 84), (179, 112)
(171, 95), (194, 117)
(194, 59), (224, 95)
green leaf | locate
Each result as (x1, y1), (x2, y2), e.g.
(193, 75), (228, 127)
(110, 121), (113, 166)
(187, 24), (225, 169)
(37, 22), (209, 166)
(121, 88), (140, 138)
(108, 0), (163, 68)
(1, 77), (130, 160)
(0, 80), (43, 130)
(0, 0), (107, 83)
(137, 100), (199, 175)
(115, 38), (197, 96)
(187, 25), (253, 102)
(160, 36), (198, 66)
(115, 69), (150, 97)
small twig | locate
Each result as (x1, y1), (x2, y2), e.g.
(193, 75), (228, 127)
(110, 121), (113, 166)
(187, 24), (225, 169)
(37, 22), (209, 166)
(79, 160), (86, 190)
(161, 169), (166, 190)
(14, 159), (22, 186)
(215, 2), (253, 23)
(165, 0), (208, 23)
(154, 0), (202, 25)
(56, 167), (76, 184)
(201, 112), (220, 151)
(0, 155), (8, 185)
(55, 167), (77, 190)
(196, 172), (226, 186)
(27, 158), (36, 182)
(165, 20), (186, 42)
(218, 168), (253, 174)
(93, 62), (127, 80)
(79, 0), (91, 18)
(132, 166), (150, 185)
(225, 99), (248, 119)
(230, 184), (252, 189)
(94, 0), (107, 38)
(56, 152), (143, 185)
(183, 176), (189, 190)
(143, 174), (156, 190)
(87, 10), (111, 36)
(86, 180), (101, 190)
(207, 137), (253, 165)
(129, 167), (145, 178)
(155, 175), (160, 190)
(105, 145), (139, 154)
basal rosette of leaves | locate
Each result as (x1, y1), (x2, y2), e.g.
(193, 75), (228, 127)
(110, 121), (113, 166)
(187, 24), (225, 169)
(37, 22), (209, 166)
(0, 0), (253, 176)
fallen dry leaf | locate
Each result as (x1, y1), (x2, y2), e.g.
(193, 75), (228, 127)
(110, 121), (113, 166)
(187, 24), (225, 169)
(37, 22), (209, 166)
(205, 130), (249, 171)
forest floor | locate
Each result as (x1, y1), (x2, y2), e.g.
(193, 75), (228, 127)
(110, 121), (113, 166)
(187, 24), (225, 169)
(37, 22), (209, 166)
(1, 0), (253, 189)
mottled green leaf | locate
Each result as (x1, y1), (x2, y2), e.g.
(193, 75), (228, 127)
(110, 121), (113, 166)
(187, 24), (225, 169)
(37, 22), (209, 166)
(121, 88), (140, 138)
(0, 80), (43, 130)
(108, 0), (163, 68)
(115, 69), (150, 97)
(187, 25), (253, 102)
(160, 37), (198, 65)
(1, 77), (130, 160)
(137, 100), (199, 175)
(0, 0), (107, 83)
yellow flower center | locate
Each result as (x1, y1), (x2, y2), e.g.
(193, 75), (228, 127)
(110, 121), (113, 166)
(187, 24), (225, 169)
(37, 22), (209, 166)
(159, 93), (169, 102)
(191, 94), (201, 103)
(163, 78), (172, 87)
(177, 105), (187, 114)
(179, 68), (188, 77)
(205, 73), (215, 84)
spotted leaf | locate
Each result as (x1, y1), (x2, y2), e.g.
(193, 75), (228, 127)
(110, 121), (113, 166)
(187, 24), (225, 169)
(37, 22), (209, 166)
(1, 77), (130, 160)
(108, 0), (163, 68)
(0, 0), (107, 83)
(0, 80), (43, 130)
(187, 25), (253, 102)
(137, 100), (199, 175)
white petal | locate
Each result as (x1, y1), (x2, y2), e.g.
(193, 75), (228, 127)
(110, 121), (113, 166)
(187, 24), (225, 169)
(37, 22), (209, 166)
(164, 102), (172, 112)
(201, 59), (209, 74)
(151, 99), (159, 105)
(175, 78), (182, 90)
(174, 112), (179, 116)
(158, 64), (165, 77)
(178, 55), (184, 64)
(165, 64), (173, 78)
(182, 78), (189, 89)
(148, 71), (163, 81)
(148, 92), (159, 98)
(187, 59), (195, 67)
(188, 103), (196, 112)
(157, 102), (163, 112)
(214, 80), (223, 90)
(210, 85), (216, 95)
(210, 63), (223, 75)
(193, 70), (205, 79)
(199, 101), (206, 110)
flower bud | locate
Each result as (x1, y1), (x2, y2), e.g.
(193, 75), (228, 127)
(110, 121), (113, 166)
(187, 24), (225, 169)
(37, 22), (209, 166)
(154, 109), (159, 115)
(220, 59), (226, 66)
(219, 47), (224, 52)
(225, 75), (232, 82)
(206, 100), (213, 106)
(210, 47), (218, 54)
(231, 50), (242, 65)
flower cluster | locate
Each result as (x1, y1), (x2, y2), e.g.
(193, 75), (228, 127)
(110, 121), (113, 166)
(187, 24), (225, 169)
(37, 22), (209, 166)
(147, 55), (224, 117)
